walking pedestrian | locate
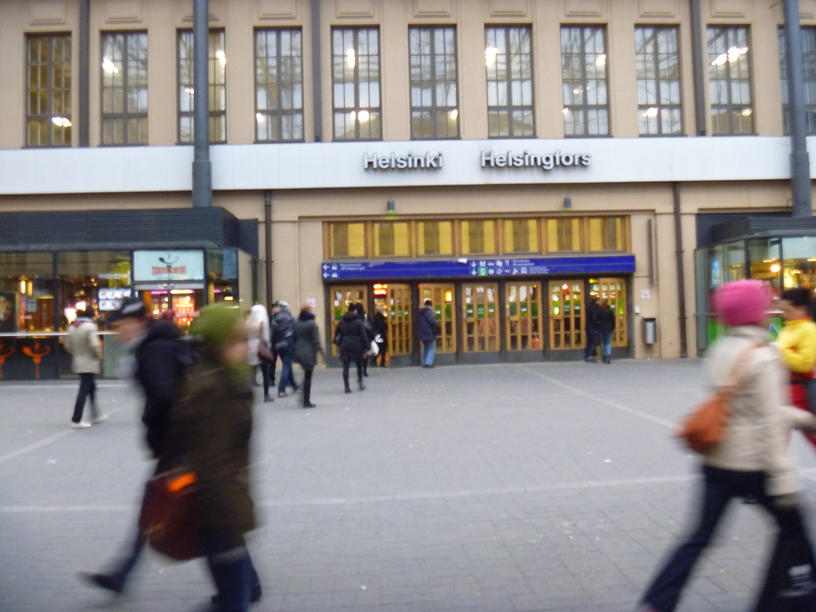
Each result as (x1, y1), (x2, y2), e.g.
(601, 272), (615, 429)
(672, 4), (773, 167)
(777, 287), (816, 451)
(334, 304), (368, 393)
(66, 308), (106, 428)
(170, 303), (262, 612)
(294, 303), (324, 408)
(354, 302), (373, 377)
(598, 299), (616, 365)
(418, 299), (438, 369)
(638, 280), (816, 612)
(246, 304), (273, 403)
(271, 301), (297, 397)
(372, 305), (388, 367)
(80, 297), (190, 595)
(584, 295), (600, 363)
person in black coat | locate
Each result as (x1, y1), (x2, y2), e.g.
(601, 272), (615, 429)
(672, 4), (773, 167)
(334, 305), (368, 393)
(598, 299), (617, 364)
(372, 305), (388, 367)
(584, 295), (601, 363)
(294, 304), (323, 408)
(353, 303), (373, 377)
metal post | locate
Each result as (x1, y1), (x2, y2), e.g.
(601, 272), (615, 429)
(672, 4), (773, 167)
(192, 0), (212, 208)
(264, 191), (273, 306)
(784, 0), (813, 217)
(690, 0), (707, 136)
(310, 0), (323, 142)
(673, 183), (688, 359)
(78, 0), (90, 146)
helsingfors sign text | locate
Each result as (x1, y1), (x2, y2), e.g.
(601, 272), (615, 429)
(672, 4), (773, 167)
(362, 150), (591, 171)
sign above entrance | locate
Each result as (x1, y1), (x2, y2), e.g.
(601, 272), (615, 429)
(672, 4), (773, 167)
(481, 150), (591, 171)
(322, 255), (634, 281)
(133, 250), (205, 282)
(364, 152), (442, 171)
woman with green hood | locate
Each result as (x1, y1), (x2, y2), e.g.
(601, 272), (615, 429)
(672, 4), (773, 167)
(168, 303), (262, 611)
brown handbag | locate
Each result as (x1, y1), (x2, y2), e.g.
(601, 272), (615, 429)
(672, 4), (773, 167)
(139, 468), (202, 561)
(675, 344), (760, 454)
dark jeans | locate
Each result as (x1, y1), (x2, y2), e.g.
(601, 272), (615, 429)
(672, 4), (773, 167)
(202, 529), (261, 612)
(375, 341), (387, 367)
(342, 360), (363, 390)
(277, 346), (297, 395)
(641, 465), (812, 612)
(257, 364), (270, 398)
(302, 368), (313, 406)
(72, 373), (98, 423)
(584, 331), (599, 359)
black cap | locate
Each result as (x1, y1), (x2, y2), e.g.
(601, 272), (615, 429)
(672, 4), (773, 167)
(109, 297), (147, 322)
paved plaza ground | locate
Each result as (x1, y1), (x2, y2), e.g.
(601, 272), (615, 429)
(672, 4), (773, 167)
(3, 359), (816, 612)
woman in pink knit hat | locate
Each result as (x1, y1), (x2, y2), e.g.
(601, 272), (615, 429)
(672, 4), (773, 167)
(638, 280), (816, 612)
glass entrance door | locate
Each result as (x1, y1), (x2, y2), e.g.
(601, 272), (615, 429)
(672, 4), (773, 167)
(330, 285), (367, 356)
(419, 283), (456, 354)
(373, 284), (412, 362)
(462, 283), (499, 353)
(549, 280), (584, 350)
(592, 278), (628, 347)
(506, 282), (543, 351)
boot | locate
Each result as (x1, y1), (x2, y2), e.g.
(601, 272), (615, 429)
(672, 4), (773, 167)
(344, 385), (352, 394)
(358, 379), (365, 391)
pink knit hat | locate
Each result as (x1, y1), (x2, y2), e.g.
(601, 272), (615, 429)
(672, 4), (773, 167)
(712, 280), (772, 327)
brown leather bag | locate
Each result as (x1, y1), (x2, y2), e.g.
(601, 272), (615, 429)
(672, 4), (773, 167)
(139, 468), (202, 561)
(675, 344), (760, 454)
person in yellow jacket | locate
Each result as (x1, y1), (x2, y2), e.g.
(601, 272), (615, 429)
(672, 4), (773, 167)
(777, 287), (816, 449)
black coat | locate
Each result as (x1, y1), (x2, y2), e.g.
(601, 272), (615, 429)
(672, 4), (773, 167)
(335, 311), (368, 363)
(133, 320), (190, 458)
(372, 312), (387, 341)
(598, 307), (616, 334)
(294, 312), (322, 369)
(586, 302), (601, 333)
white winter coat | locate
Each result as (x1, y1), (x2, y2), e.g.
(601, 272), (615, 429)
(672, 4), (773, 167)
(65, 318), (103, 374)
(704, 325), (816, 496)
(246, 305), (271, 366)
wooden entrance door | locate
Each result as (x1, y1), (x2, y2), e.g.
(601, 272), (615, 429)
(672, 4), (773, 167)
(462, 283), (500, 353)
(329, 285), (366, 356)
(505, 282), (543, 351)
(548, 280), (584, 350)
(373, 284), (412, 359)
(594, 278), (628, 347)
(419, 283), (456, 354)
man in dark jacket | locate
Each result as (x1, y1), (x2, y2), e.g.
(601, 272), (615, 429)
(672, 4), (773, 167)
(584, 295), (601, 363)
(418, 300), (439, 368)
(335, 305), (368, 392)
(81, 297), (191, 595)
(598, 299), (617, 364)
(294, 304), (323, 408)
(271, 301), (298, 397)
(372, 305), (388, 367)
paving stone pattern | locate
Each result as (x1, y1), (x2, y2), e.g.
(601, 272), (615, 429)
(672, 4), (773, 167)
(2, 360), (816, 612)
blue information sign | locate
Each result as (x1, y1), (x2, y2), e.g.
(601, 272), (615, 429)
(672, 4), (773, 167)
(322, 255), (635, 281)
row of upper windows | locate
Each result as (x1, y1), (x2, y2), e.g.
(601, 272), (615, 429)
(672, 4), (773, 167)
(23, 24), (815, 147)
(324, 217), (628, 260)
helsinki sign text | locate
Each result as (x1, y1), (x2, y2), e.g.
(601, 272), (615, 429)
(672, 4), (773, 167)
(363, 150), (591, 171)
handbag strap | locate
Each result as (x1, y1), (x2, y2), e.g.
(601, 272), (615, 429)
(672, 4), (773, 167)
(719, 343), (763, 400)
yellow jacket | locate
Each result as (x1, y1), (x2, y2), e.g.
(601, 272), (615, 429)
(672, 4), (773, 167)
(778, 318), (816, 374)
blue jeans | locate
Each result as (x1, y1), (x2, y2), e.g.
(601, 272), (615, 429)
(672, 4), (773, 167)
(641, 466), (811, 612)
(202, 529), (260, 612)
(421, 340), (436, 366)
(277, 345), (296, 395)
(600, 332), (612, 358)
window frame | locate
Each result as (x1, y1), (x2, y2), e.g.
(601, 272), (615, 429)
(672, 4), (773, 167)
(634, 25), (683, 137)
(707, 25), (754, 135)
(409, 25), (460, 140)
(332, 27), (383, 141)
(177, 29), (227, 145)
(484, 25), (535, 138)
(254, 27), (305, 143)
(560, 25), (610, 137)
(100, 31), (148, 146)
(587, 216), (627, 253)
(778, 26), (816, 135)
(545, 218), (584, 253)
(25, 33), (72, 148)
(502, 218), (541, 255)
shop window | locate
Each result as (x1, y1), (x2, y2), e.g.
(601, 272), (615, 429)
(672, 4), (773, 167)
(178, 29), (227, 143)
(588, 217), (624, 251)
(101, 32), (148, 145)
(504, 219), (539, 253)
(461, 220), (496, 255)
(57, 252), (132, 330)
(207, 249), (238, 305)
(374, 222), (410, 257)
(748, 238), (782, 294)
(781, 237), (816, 290)
(26, 34), (72, 147)
(546, 219), (582, 253)
(418, 221), (453, 256)
(0, 253), (55, 333)
(330, 223), (366, 258)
